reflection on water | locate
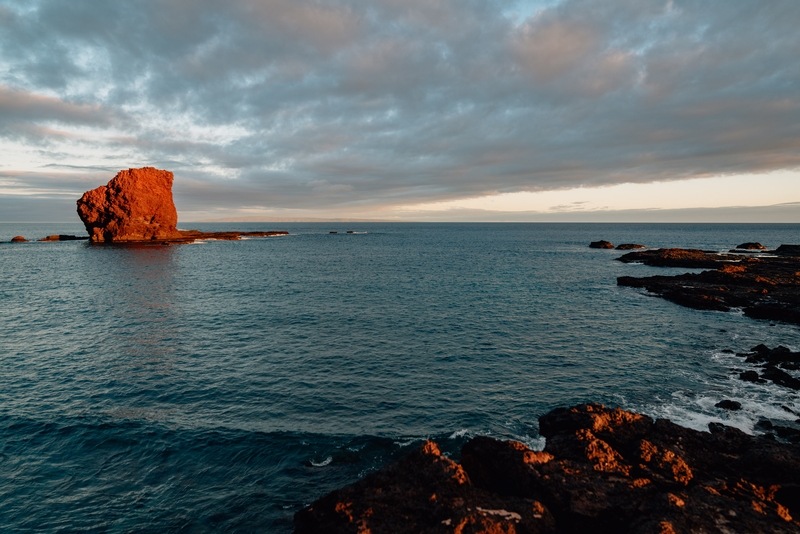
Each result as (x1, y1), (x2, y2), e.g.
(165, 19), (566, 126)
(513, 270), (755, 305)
(94, 245), (180, 361)
(81, 244), (184, 422)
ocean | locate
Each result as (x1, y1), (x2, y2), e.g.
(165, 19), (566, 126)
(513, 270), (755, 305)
(2, 222), (799, 532)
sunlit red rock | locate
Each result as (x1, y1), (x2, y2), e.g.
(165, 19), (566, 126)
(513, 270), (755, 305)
(76, 167), (182, 243)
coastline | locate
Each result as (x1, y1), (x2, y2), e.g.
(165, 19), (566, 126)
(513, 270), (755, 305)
(294, 403), (800, 533)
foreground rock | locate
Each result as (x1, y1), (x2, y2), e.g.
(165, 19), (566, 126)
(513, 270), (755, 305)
(590, 240), (614, 249)
(617, 247), (800, 326)
(295, 404), (800, 533)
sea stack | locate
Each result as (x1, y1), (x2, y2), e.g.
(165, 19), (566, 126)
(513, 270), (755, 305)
(76, 167), (182, 242)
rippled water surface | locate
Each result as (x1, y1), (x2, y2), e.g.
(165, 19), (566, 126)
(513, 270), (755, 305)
(2, 222), (799, 532)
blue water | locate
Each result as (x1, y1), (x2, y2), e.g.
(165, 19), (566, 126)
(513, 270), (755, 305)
(2, 222), (800, 532)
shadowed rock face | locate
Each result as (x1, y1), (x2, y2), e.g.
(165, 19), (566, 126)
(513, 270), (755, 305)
(76, 167), (182, 243)
(294, 404), (800, 533)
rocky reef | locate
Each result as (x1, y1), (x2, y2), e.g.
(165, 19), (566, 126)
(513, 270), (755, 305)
(616, 247), (800, 326)
(294, 403), (800, 533)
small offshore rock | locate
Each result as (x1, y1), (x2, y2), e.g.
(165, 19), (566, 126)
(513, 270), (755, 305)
(739, 370), (763, 383)
(10, 236), (27, 242)
(616, 243), (646, 250)
(39, 234), (89, 242)
(735, 242), (766, 250)
(589, 240), (614, 249)
(715, 400), (742, 411)
(329, 231), (338, 234)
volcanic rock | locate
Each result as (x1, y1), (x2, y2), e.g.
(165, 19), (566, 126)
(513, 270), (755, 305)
(617, 248), (724, 269)
(295, 403), (800, 533)
(294, 440), (556, 534)
(617, 248), (800, 325)
(77, 167), (182, 243)
(616, 243), (646, 250)
(590, 240), (614, 249)
(715, 400), (742, 411)
(39, 235), (89, 242)
(10, 236), (27, 242)
(736, 242), (766, 250)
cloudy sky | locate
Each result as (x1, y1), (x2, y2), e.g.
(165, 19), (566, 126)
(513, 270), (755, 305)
(1, 0), (799, 222)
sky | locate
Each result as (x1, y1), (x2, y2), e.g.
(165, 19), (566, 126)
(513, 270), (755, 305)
(0, 0), (799, 222)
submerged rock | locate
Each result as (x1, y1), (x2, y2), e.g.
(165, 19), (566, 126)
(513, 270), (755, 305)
(616, 243), (646, 250)
(715, 400), (742, 411)
(10, 236), (27, 242)
(77, 167), (182, 243)
(589, 240), (614, 249)
(294, 403), (800, 533)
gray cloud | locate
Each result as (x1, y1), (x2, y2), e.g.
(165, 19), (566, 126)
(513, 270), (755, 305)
(0, 0), (799, 219)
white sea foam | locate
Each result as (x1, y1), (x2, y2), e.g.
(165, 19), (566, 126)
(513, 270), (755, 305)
(396, 438), (423, 448)
(310, 456), (332, 467)
(632, 347), (800, 436)
(449, 429), (470, 439)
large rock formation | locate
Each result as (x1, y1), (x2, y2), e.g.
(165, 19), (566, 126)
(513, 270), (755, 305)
(294, 404), (800, 533)
(76, 167), (182, 242)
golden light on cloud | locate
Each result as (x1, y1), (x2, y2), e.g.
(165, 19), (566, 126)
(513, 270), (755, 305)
(398, 171), (800, 214)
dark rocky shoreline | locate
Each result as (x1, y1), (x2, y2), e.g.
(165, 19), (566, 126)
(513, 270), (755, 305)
(616, 246), (800, 326)
(292, 242), (800, 533)
(294, 403), (800, 533)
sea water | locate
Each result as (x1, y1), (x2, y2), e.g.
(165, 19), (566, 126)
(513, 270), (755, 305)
(1, 222), (799, 532)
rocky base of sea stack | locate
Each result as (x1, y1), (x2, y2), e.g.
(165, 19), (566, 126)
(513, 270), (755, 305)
(103, 229), (290, 245)
(294, 403), (800, 534)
